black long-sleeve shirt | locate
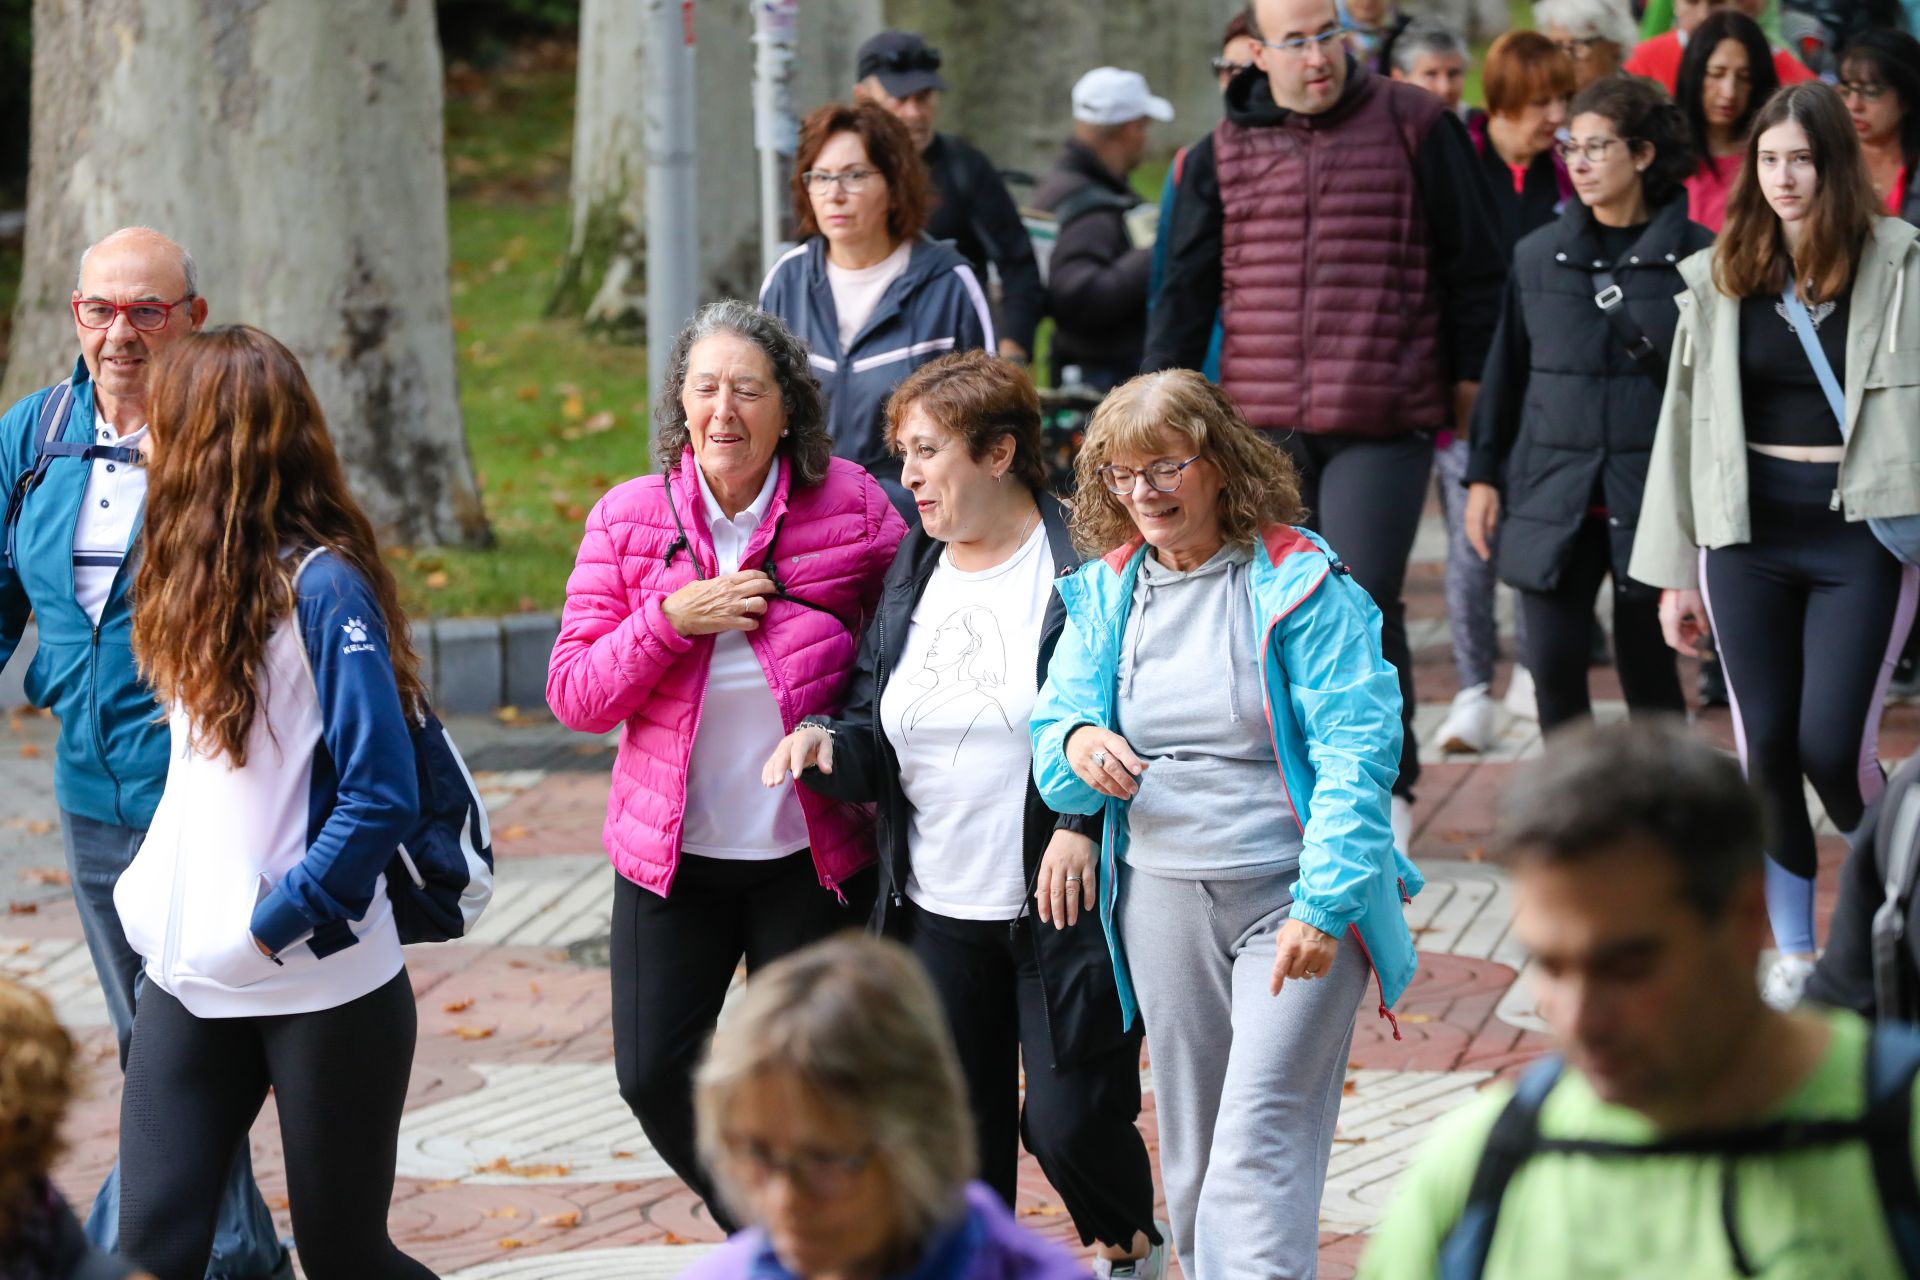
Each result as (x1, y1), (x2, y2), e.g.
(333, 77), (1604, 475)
(924, 133), (1045, 355)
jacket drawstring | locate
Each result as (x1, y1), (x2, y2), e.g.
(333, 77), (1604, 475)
(1122, 575), (1152, 698)
(1225, 558), (1244, 723)
(1892, 269), (1905, 352)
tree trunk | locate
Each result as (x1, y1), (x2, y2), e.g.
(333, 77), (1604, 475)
(9, 0), (488, 548)
(555, 0), (880, 340)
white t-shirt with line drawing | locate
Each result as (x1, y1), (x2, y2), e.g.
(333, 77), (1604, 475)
(880, 520), (1051, 921)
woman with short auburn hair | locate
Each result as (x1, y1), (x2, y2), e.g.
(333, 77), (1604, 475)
(1634, 81), (1920, 1009)
(1032, 369), (1422, 1274)
(760, 102), (994, 513)
(684, 934), (1088, 1279)
(1476, 32), (1577, 250)
(764, 350), (1163, 1275)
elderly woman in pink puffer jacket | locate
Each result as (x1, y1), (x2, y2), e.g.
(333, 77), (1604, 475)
(547, 300), (906, 1228)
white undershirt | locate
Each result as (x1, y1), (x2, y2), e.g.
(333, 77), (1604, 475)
(679, 464), (810, 861)
(73, 408), (147, 627)
(880, 520), (1051, 920)
(827, 239), (913, 352)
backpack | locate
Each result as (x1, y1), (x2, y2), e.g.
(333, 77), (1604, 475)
(291, 547), (494, 944)
(3, 379), (113, 571)
(1870, 757), (1920, 1023)
(1021, 184), (1141, 288)
(1437, 1024), (1920, 1279)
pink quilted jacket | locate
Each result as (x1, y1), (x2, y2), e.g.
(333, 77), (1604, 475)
(547, 450), (906, 898)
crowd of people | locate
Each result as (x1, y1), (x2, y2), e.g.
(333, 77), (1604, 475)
(6, 0), (1920, 1276)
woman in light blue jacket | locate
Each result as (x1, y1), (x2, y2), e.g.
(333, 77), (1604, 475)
(1030, 370), (1421, 1280)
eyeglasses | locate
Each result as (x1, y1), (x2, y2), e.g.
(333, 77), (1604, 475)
(1211, 56), (1253, 75)
(723, 1136), (876, 1199)
(72, 295), (195, 333)
(1555, 137), (1623, 163)
(801, 167), (880, 194)
(1839, 80), (1892, 102)
(1554, 36), (1606, 59)
(1097, 455), (1203, 495)
(1256, 28), (1348, 57)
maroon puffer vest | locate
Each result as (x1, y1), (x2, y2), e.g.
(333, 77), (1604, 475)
(1214, 67), (1447, 436)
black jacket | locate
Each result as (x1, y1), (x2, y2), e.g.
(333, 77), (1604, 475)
(1466, 196), (1714, 594)
(924, 132), (1045, 355)
(798, 494), (1128, 1070)
(1142, 56), (1506, 384)
(1031, 139), (1153, 383)
(1808, 755), (1920, 1023)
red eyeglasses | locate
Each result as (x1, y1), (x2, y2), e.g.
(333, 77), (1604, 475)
(72, 295), (195, 333)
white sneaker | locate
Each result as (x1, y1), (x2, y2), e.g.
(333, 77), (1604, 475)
(1433, 684), (1496, 754)
(1504, 665), (1538, 722)
(1391, 795), (1413, 858)
(1762, 953), (1818, 1011)
(1093, 1225), (1170, 1280)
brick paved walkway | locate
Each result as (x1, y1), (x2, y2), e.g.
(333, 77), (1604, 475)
(3, 514), (1904, 1278)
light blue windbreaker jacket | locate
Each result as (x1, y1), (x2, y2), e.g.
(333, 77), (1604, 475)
(1031, 525), (1424, 1036)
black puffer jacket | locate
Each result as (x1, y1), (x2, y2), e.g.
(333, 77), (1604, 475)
(798, 493), (1129, 1070)
(1467, 196), (1714, 594)
(1032, 139), (1153, 385)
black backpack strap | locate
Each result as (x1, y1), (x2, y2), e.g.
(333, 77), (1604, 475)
(1437, 1056), (1565, 1280)
(1865, 1023), (1920, 1277)
(3, 379), (77, 571)
(1050, 184), (1137, 230)
(1591, 270), (1665, 383)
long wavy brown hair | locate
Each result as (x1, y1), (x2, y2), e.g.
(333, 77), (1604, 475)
(133, 326), (425, 765)
(1715, 82), (1878, 302)
(0, 979), (74, 1243)
(1070, 370), (1305, 557)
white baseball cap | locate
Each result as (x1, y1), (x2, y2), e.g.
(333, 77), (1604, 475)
(1071, 67), (1175, 126)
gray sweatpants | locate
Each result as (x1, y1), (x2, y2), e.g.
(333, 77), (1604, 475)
(1120, 865), (1366, 1280)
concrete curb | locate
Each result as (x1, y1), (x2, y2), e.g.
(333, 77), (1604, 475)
(1, 616), (559, 716)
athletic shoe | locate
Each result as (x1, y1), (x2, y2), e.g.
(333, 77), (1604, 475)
(1698, 659), (1729, 708)
(1093, 1225), (1171, 1279)
(1433, 684), (1495, 754)
(1503, 666), (1538, 722)
(1391, 795), (1413, 858)
(1762, 953), (1818, 1011)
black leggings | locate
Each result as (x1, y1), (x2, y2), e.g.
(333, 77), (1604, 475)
(609, 852), (874, 1233)
(117, 971), (431, 1280)
(1517, 517), (1684, 732)
(1278, 431), (1434, 797)
(908, 904), (1157, 1250)
(1701, 455), (1917, 951)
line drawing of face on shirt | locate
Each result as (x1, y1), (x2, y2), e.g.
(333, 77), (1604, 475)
(903, 605), (1013, 763)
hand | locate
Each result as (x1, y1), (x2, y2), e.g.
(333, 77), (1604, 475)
(1035, 829), (1097, 929)
(1659, 588), (1710, 658)
(1066, 726), (1147, 799)
(1270, 919), (1338, 996)
(1464, 483), (1501, 563)
(662, 570), (778, 637)
(762, 725), (833, 786)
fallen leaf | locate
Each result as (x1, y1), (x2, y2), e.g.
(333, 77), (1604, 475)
(515, 385), (540, 401)
(442, 997), (475, 1014)
(267, 1195), (290, 1211)
(494, 706), (522, 723)
(450, 1025), (496, 1040)
(496, 1238), (526, 1250)
(424, 571), (451, 590)
(1342, 1079), (1358, 1095)
(1399, 1013), (1435, 1023)
(528, 982), (540, 996)
(1016, 1204), (1067, 1217)
(483, 1206), (519, 1219)
(538, 1210), (581, 1229)
(662, 1231), (694, 1245)
(611, 1150), (635, 1160)
(19, 743), (40, 758)
(7, 902), (37, 915)
(582, 410), (617, 434)
(497, 824), (530, 842)
(1332, 1135), (1368, 1144)
(561, 394), (586, 421)
(1464, 846), (1486, 863)
(474, 1156), (572, 1178)
(20, 866), (67, 886)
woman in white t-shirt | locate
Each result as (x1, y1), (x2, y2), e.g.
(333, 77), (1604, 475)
(764, 352), (1164, 1278)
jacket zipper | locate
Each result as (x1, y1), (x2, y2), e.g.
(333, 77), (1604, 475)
(873, 605), (905, 912)
(1015, 623), (1059, 1063)
(88, 625), (126, 825)
(1301, 128), (1316, 421)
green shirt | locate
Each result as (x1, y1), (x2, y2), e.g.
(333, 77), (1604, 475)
(1359, 1011), (1918, 1279)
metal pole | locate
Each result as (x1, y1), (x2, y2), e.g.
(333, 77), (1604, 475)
(752, 0), (800, 275)
(646, 0), (701, 403)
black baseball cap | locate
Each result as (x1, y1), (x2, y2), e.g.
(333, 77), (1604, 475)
(856, 31), (947, 97)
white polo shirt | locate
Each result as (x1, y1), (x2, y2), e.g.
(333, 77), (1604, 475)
(73, 408), (147, 626)
(677, 464), (810, 861)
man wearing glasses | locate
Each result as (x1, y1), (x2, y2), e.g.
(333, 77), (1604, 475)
(853, 31), (1044, 366)
(1143, 0), (1506, 852)
(0, 228), (290, 1280)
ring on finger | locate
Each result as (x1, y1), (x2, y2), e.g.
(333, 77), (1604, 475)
(1063, 875), (1082, 884)
(1091, 748), (1109, 767)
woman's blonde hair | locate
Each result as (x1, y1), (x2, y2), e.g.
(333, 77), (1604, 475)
(694, 934), (973, 1244)
(0, 979), (77, 1240)
(1070, 370), (1306, 557)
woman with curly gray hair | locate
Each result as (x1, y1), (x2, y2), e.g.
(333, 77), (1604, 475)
(548, 299), (906, 1230)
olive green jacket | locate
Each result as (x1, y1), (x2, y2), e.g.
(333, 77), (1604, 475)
(1630, 217), (1920, 590)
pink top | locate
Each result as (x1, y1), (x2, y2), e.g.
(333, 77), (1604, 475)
(1686, 152), (1744, 233)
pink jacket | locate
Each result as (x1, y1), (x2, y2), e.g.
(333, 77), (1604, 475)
(547, 450), (906, 898)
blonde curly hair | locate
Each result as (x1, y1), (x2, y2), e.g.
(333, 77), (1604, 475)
(0, 978), (76, 1240)
(1069, 370), (1306, 557)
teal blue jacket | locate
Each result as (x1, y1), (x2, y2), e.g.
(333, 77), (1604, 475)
(0, 359), (167, 828)
(1030, 525), (1424, 1036)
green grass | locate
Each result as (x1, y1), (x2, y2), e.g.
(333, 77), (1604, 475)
(390, 63), (652, 618)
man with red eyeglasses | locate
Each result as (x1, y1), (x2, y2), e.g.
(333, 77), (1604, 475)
(0, 227), (291, 1280)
